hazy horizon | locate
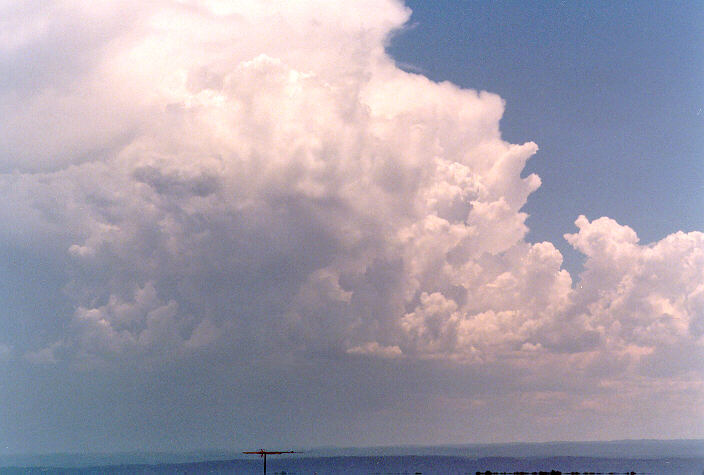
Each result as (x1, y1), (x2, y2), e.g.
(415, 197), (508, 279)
(4, 438), (704, 459)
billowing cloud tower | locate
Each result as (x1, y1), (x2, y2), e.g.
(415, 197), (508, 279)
(0, 0), (701, 451)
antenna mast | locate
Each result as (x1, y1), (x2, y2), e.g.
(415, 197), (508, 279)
(243, 449), (297, 475)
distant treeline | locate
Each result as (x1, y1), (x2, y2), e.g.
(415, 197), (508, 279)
(476, 471), (640, 475)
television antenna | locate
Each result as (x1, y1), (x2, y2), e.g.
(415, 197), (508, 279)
(243, 449), (298, 474)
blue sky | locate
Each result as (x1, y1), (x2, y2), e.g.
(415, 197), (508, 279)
(0, 0), (702, 454)
(389, 0), (704, 274)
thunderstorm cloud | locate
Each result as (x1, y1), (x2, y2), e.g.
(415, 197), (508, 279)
(0, 0), (701, 451)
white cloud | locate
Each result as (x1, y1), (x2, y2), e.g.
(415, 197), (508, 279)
(0, 343), (11, 362)
(7, 0), (552, 364)
(71, 282), (182, 362)
(347, 341), (402, 358)
(1, 0), (702, 443)
(565, 215), (704, 376)
(25, 341), (62, 365)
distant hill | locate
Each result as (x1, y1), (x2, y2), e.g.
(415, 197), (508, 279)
(2, 454), (704, 474)
(2, 439), (703, 474)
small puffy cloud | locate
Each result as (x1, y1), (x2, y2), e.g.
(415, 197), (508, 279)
(25, 341), (63, 365)
(71, 282), (182, 362)
(0, 343), (11, 362)
(347, 341), (402, 359)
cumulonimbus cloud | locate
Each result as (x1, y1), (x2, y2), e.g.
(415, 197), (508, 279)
(1, 0), (702, 439)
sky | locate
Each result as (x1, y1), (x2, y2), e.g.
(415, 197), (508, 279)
(0, 0), (702, 455)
